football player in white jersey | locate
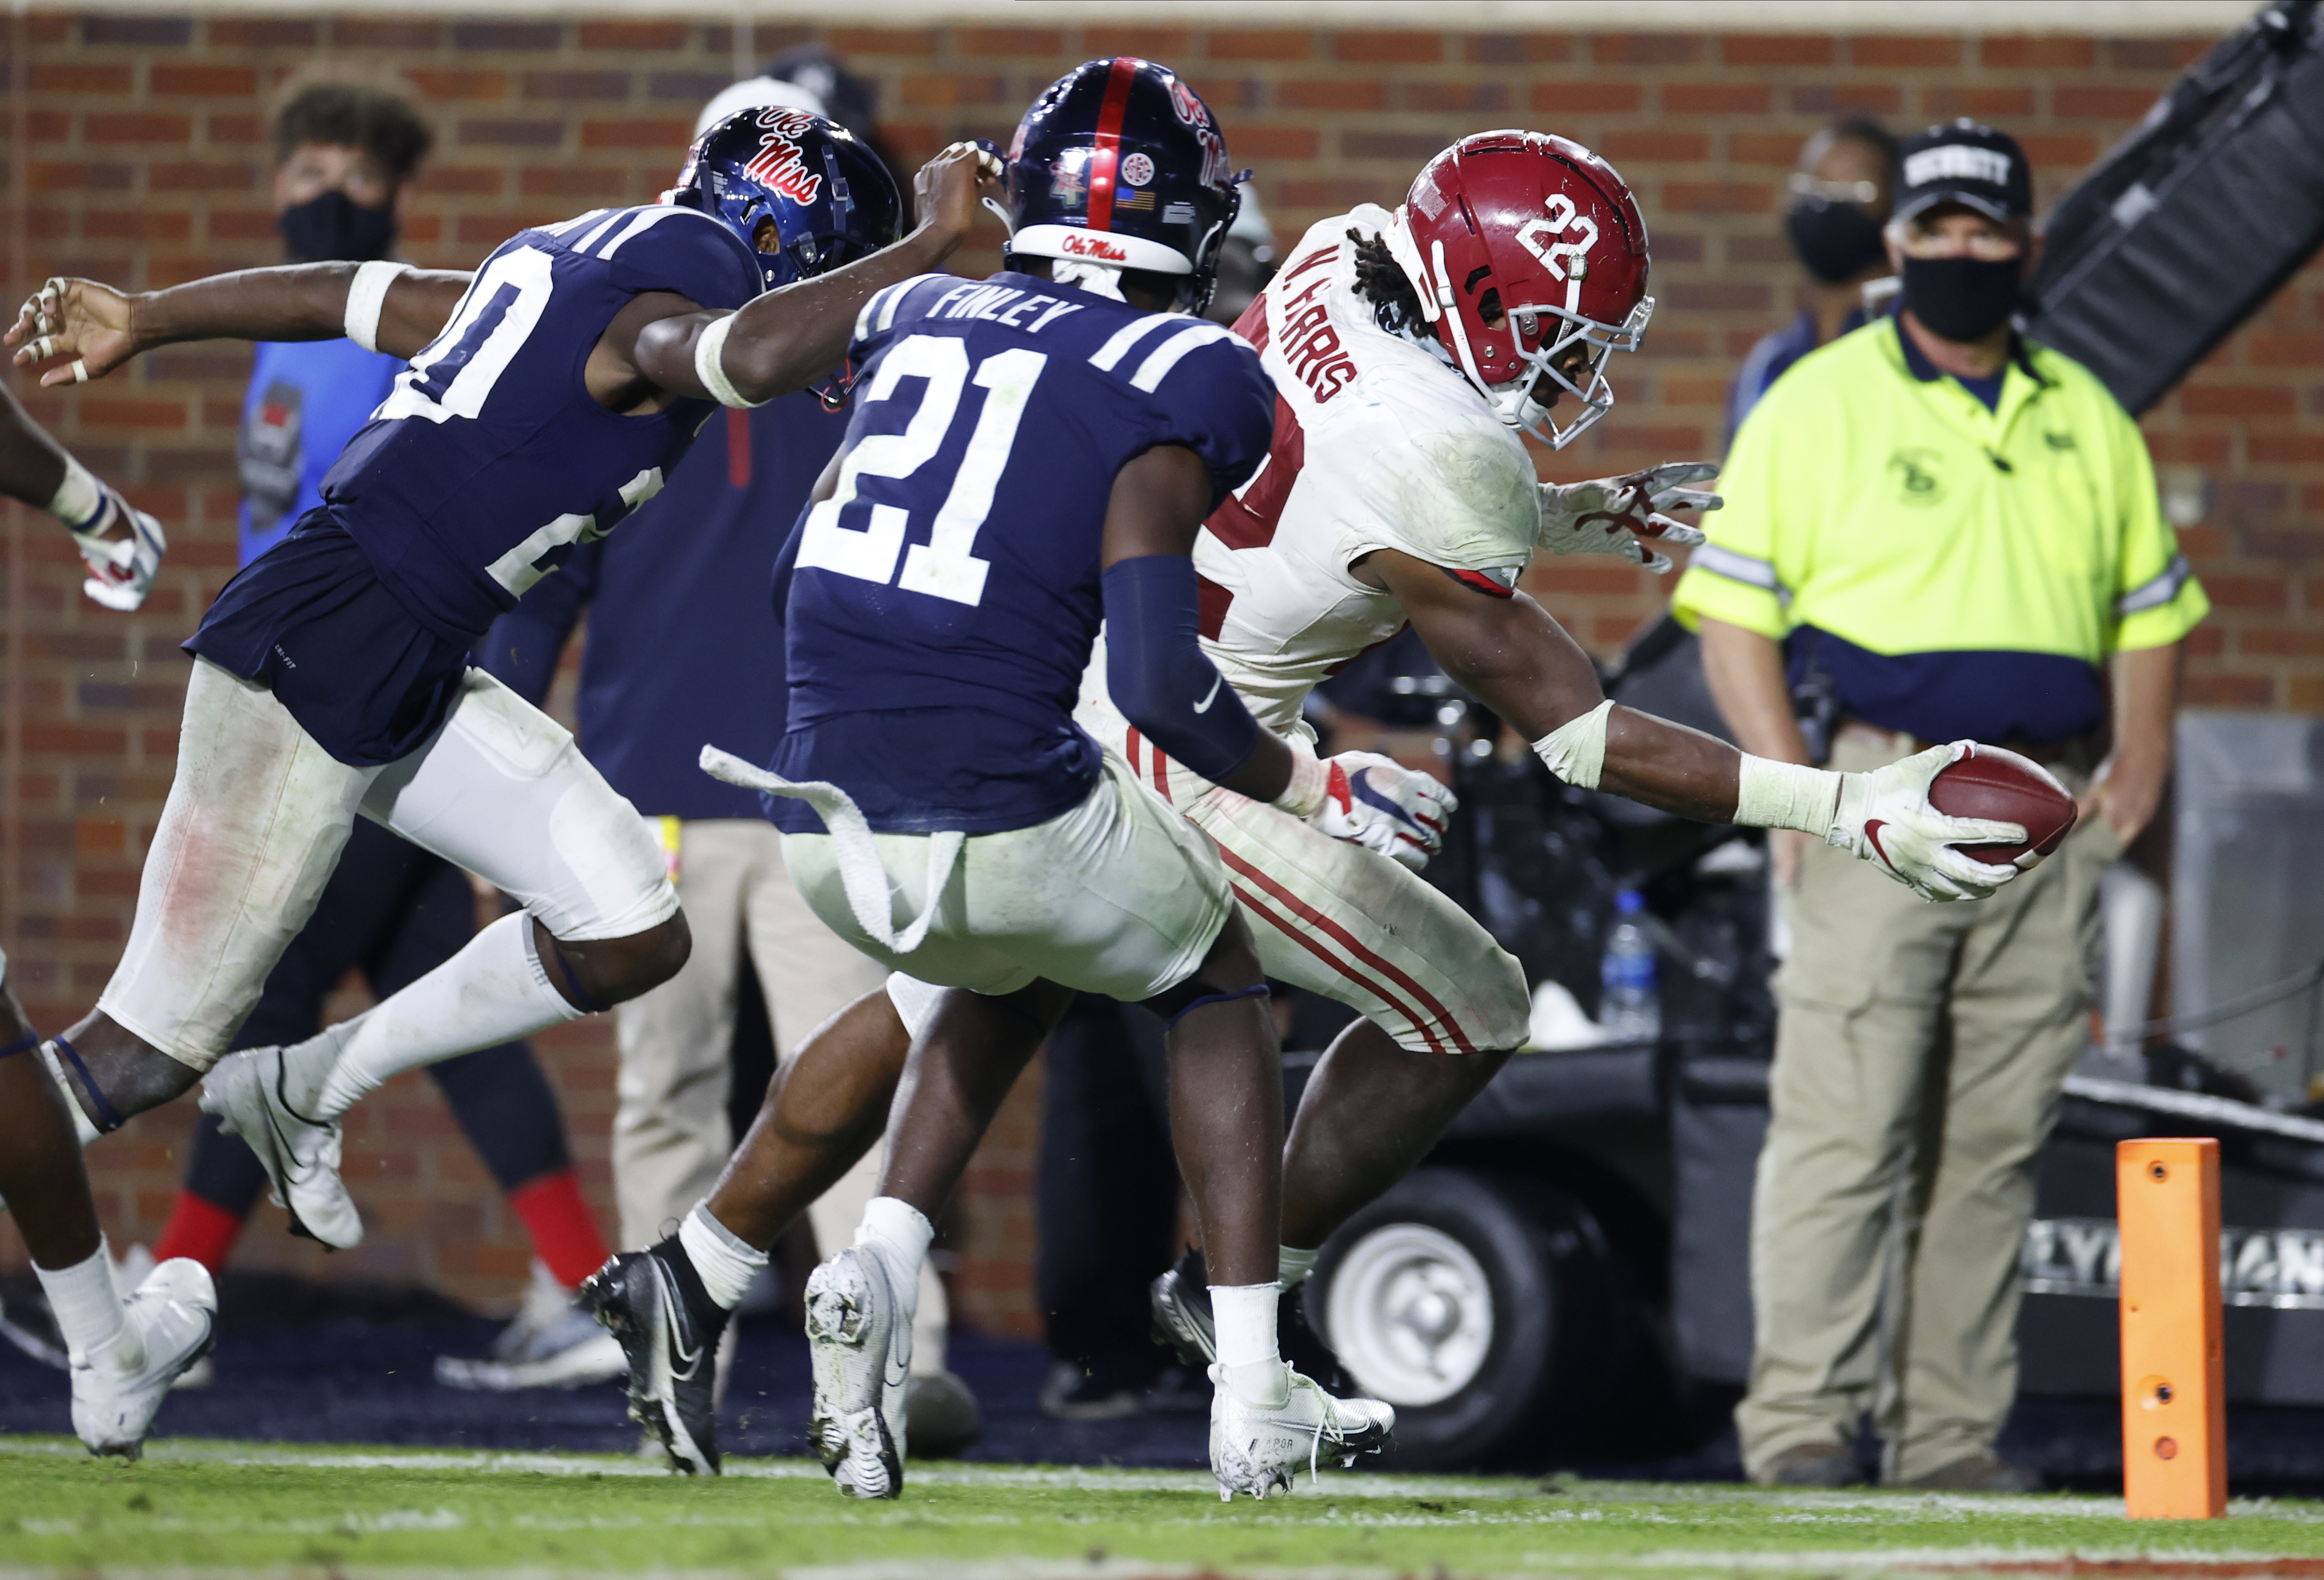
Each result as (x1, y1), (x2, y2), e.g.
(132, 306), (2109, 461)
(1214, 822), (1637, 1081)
(670, 131), (2038, 1431)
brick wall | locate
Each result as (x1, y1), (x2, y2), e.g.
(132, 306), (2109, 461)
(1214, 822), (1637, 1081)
(2, 12), (2317, 1329)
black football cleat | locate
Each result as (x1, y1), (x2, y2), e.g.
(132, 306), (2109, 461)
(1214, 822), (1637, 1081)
(583, 1243), (725, 1475)
(1148, 1247), (1351, 1396)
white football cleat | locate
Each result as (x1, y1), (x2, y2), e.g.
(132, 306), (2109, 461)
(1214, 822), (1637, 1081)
(803, 1248), (908, 1498)
(1210, 1363), (1395, 1500)
(200, 1046), (362, 1250)
(73, 1257), (216, 1458)
(437, 1262), (626, 1392)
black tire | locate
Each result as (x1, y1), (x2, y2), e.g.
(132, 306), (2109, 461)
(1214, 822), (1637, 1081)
(1309, 1167), (1614, 1471)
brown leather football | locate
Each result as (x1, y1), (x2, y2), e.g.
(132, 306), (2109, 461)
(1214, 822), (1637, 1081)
(1927, 743), (2079, 868)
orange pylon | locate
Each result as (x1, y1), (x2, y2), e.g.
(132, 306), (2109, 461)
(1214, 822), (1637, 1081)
(2117, 1138), (2226, 1519)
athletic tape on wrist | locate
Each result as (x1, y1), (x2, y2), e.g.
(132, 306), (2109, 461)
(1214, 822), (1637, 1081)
(46, 454), (104, 531)
(1166, 982), (1270, 1031)
(1270, 745), (1329, 820)
(1733, 754), (1844, 837)
(343, 260), (411, 355)
(693, 314), (769, 409)
(47, 1035), (125, 1134)
(1530, 698), (1614, 789)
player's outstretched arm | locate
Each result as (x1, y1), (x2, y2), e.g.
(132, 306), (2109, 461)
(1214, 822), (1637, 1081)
(8, 265), (469, 383)
(631, 142), (1002, 407)
(1098, 445), (1299, 808)
(0, 380), (168, 610)
(1374, 548), (2027, 901)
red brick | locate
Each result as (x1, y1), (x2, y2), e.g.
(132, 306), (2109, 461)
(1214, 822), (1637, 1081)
(1661, 182), (1773, 215)
(1849, 35), (1962, 68)
(1466, 34), (1571, 65)
(578, 21), (688, 51)
(452, 22), (562, 51)
(2181, 386), (2295, 418)
(1404, 82), (1514, 114)
(1658, 82), (1772, 116)
(149, 163), (257, 193)
(83, 15), (190, 46)
(207, 113), (266, 147)
(825, 28), (941, 56)
(1084, 28), (1195, 59)
(204, 18), (318, 47)
(1279, 80), (1386, 112)
(86, 113), (194, 144)
(419, 165), (505, 197)
(1204, 31), (1312, 62)
(34, 63), (133, 93)
(1601, 130), (1710, 164)
(1333, 32), (1442, 63)
(1532, 81), (1643, 115)
(330, 18), (439, 49)
(1983, 36), (2096, 69)
(520, 166), (628, 198)
(407, 70), (509, 103)
(2240, 628), (2324, 657)
(1592, 34), (1700, 65)
(1922, 86), (2038, 119)
(1342, 131), (1451, 163)
(1788, 84), (1901, 116)
(2248, 435), (2324, 465)
(523, 72), (632, 103)
(1232, 125), (1321, 161)
(1720, 34), (1832, 66)
(2053, 84), (2163, 121)
(2186, 674), (2275, 708)
(1729, 132), (1808, 168)
(899, 74), (1011, 109)
(464, 119), (569, 149)
(954, 27), (1065, 57)
(2019, 134), (2100, 168)
(2201, 575), (2291, 611)
(28, 163), (133, 193)
(150, 64), (256, 97)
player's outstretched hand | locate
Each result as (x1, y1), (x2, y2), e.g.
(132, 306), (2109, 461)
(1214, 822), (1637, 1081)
(8, 277), (140, 387)
(73, 486), (168, 612)
(1312, 751), (1457, 870)
(1829, 742), (2027, 903)
(913, 141), (1005, 249)
(1538, 461), (1722, 574)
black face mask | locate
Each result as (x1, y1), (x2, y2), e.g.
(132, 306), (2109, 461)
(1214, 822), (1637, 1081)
(1785, 201), (1888, 285)
(1900, 253), (2023, 343)
(278, 189), (398, 264)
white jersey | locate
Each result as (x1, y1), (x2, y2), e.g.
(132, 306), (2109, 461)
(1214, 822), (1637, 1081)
(1192, 205), (1543, 733)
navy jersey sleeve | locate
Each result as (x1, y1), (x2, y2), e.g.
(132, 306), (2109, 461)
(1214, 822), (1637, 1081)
(1129, 331), (1275, 507)
(599, 207), (762, 311)
(846, 274), (951, 367)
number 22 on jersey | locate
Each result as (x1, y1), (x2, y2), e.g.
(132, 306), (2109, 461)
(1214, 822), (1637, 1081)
(795, 334), (1046, 609)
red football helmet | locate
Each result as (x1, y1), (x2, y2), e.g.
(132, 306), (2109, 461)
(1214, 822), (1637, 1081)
(1385, 131), (1653, 448)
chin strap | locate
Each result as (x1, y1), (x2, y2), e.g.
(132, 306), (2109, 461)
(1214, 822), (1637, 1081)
(47, 1035), (125, 1135)
(0, 1031), (40, 1062)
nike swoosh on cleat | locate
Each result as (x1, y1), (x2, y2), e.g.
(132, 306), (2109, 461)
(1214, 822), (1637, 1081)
(653, 1262), (704, 1381)
(1192, 674), (1223, 713)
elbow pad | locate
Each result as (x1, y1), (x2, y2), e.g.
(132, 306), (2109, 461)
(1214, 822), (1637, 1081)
(1101, 555), (1259, 784)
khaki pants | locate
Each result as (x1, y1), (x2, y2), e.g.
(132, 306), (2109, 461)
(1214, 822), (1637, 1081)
(612, 817), (949, 1371)
(1736, 733), (2123, 1483)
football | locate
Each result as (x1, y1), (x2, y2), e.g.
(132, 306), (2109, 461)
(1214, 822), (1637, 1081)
(1928, 743), (2081, 868)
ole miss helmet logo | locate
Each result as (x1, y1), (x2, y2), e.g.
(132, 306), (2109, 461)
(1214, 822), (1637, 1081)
(1062, 232), (1129, 262)
(742, 108), (825, 206)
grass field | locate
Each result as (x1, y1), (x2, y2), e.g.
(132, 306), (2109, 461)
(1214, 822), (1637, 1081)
(3, 1440), (2324, 1578)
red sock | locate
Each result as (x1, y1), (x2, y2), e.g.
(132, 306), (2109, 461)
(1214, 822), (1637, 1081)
(150, 1192), (244, 1274)
(507, 1168), (610, 1288)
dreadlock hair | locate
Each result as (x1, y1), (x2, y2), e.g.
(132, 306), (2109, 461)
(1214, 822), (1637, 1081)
(273, 81), (434, 181)
(1347, 229), (1428, 339)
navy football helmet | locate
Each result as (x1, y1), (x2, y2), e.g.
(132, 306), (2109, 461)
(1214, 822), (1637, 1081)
(670, 106), (902, 294)
(1004, 58), (1244, 314)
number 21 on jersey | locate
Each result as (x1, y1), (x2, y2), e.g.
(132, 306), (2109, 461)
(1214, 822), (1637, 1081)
(794, 334), (1046, 608)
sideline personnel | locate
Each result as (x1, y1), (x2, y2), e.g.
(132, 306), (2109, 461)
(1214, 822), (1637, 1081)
(1675, 120), (2208, 1492)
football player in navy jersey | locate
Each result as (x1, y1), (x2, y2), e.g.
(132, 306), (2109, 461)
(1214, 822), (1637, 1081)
(583, 58), (1401, 1502)
(3, 112), (996, 1458)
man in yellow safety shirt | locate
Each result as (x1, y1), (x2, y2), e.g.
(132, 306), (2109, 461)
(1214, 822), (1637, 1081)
(1673, 120), (2207, 1492)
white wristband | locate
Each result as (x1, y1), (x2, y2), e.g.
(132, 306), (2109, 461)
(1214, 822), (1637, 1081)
(1271, 739), (1329, 819)
(1530, 698), (1614, 789)
(694, 314), (768, 409)
(343, 260), (411, 354)
(1733, 754), (1844, 837)
(46, 453), (103, 530)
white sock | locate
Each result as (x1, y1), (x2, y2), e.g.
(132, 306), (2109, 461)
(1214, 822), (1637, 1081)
(35, 1237), (128, 1366)
(291, 913), (584, 1119)
(1213, 1280), (1288, 1405)
(854, 1196), (932, 1331)
(45, 454), (104, 532)
(1278, 1245), (1319, 1288)
(679, 1203), (767, 1312)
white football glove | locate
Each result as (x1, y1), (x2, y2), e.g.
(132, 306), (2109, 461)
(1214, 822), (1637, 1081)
(1311, 751), (1458, 870)
(1830, 742), (2030, 903)
(1538, 461), (1721, 574)
(70, 484), (167, 612)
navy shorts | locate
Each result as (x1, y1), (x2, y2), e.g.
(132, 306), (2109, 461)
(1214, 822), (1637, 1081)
(185, 507), (475, 768)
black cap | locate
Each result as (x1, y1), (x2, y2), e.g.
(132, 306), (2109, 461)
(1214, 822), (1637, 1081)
(1895, 119), (2032, 224)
